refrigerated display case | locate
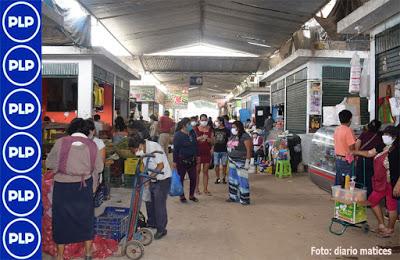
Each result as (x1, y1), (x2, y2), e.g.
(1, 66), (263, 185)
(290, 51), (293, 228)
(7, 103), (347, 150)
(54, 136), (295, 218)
(308, 126), (336, 192)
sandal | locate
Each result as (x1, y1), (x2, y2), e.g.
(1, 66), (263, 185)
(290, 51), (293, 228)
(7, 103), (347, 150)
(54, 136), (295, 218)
(180, 196), (187, 203)
(215, 178), (221, 184)
(196, 190), (202, 195)
(222, 178), (227, 184)
(377, 226), (392, 238)
(204, 191), (212, 196)
(189, 197), (199, 202)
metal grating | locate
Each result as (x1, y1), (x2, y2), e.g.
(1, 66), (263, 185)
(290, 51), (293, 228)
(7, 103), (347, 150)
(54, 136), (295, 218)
(42, 63), (78, 76)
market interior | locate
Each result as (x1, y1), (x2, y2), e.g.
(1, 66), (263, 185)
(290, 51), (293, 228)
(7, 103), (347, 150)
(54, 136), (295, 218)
(40, 0), (400, 259)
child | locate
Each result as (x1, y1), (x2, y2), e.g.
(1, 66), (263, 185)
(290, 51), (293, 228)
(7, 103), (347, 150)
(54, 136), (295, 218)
(333, 110), (356, 186)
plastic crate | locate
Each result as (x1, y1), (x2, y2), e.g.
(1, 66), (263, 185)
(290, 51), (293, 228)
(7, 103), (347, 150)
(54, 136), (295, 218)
(94, 207), (130, 241)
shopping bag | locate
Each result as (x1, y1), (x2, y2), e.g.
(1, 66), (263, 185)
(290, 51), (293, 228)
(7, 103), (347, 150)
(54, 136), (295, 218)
(359, 57), (370, 98)
(389, 97), (400, 116)
(169, 169), (183, 196)
(142, 185), (151, 202)
(349, 52), (361, 94)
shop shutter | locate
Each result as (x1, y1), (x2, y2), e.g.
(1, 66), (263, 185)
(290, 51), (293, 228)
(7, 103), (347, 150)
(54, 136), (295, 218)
(94, 65), (115, 84)
(42, 63), (78, 77)
(322, 66), (369, 125)
(271, 79), (285, 106)
(286, 80), (307, 134)
(376, 46), (400, 82)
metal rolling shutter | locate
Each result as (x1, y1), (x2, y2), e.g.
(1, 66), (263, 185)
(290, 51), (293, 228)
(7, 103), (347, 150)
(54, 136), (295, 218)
(322, 66), (369, 125)
(286, 80), (307, 133)
(271, 79), (285, 106)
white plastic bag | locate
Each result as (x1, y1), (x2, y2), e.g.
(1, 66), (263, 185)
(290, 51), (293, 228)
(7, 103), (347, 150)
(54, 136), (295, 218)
(142, 185), (151, 202)
(389, 97), (400, 116)
(323, 106), (337, 126)
(359, 57), (369, 97)
(349, 53), (361, 94)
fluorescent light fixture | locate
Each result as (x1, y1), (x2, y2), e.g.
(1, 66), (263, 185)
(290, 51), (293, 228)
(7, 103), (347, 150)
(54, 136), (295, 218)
(247, 41), (271, 48)
(91, 18), (131, 57)
(145, 43), (258, 57)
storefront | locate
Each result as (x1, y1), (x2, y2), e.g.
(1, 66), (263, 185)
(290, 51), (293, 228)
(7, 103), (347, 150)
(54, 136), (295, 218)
(129, 85), (166, 120)
(337, 0), (400, 126)
(374, 24), (400, 126)
(261, 49), (369, 134)
(42, 46), (139, 124)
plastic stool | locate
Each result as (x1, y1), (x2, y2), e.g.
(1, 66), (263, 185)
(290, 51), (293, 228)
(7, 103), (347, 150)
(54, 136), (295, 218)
(275, 160), (292, 178)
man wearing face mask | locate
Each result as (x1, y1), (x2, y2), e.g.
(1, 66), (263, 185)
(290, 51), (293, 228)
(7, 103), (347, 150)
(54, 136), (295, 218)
(128, 134), (172, 240)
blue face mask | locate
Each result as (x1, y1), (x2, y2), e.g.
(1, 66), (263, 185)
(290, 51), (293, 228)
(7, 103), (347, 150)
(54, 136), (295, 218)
(186, 124), (193, 132)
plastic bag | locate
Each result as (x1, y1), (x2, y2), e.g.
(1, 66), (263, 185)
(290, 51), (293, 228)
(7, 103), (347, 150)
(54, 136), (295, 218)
(142, 185), (151, 202)
(359, 57), (369, 97)
(169, 169), (183, 196)
(349, 52), (361, 94)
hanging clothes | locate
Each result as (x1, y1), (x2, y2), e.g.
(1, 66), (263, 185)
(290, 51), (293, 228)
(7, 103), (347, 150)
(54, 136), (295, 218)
(378, 96), (394, 124)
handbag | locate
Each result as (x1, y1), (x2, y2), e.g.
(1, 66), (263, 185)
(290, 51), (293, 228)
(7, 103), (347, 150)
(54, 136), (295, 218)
(209, 157), (215, 170)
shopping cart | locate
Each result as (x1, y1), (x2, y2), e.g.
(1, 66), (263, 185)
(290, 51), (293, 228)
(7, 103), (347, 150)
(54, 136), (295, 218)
(329, 159), (370, 236)
(120, 151), (164, 260)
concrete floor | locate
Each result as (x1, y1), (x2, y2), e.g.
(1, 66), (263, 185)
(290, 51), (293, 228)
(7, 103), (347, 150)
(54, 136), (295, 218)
(96, 172), (400, 260)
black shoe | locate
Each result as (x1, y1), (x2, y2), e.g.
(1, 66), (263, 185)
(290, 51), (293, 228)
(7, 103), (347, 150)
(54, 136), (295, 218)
(226, 198), (236, 203)
(240, 202), (250, 206)
(215, 178), (221, 184)
(180, 196), (187, 203)
(222, 178), (227, 184)
(189, 197), (199, 202)
(154, 230), (167, 240)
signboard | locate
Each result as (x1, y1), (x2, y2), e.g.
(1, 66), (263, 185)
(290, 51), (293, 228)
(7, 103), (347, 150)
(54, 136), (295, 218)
(164, 86), (189, 109)
(309, 115), (322, 133)
(190, 76), (203, 86)
(130, 86), (155, 102)
(1, 1), (42, 259)
(309, 81), (322, 115)
(154, 88), (165, 105)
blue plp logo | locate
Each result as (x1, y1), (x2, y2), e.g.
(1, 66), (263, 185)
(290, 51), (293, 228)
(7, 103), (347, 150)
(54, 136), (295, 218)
(2, 45), (40, 87)
(2, 132), (41, 174)
(2, 218), (41, 259)
(1, 1), (41, 43)
(2, 176), (40, 217)
(3, 88), (41, 130)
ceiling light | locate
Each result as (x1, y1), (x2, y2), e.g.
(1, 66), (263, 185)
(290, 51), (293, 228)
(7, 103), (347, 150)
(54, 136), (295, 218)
(145, 43), (258, 57)
(247, 42), (271, 48)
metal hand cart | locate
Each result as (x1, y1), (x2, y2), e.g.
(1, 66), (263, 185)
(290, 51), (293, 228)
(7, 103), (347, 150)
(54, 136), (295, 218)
(120, 151), (164, 260)
(329, 159), (370, 236)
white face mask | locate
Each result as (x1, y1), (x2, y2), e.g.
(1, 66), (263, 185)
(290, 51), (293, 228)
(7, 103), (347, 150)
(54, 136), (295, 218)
(200, 121), (208, 127)
(215, 122), (220, 128)
(382, 135), (394, 146)
(190, 121), (197, 126)
(231, 128), (238, 136)
(135, 149), (145, 157)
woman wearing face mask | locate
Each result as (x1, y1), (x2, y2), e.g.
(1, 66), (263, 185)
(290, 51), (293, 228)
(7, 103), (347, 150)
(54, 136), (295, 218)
(173, 118), (199, 203)
(252, 130), (264, 164)
(194, 114), (214, 195)
(226, 121), (253, 205)
(213, 117), (230, 184)
(352, 126), (399, 237)
(128, 134), (172, 240)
